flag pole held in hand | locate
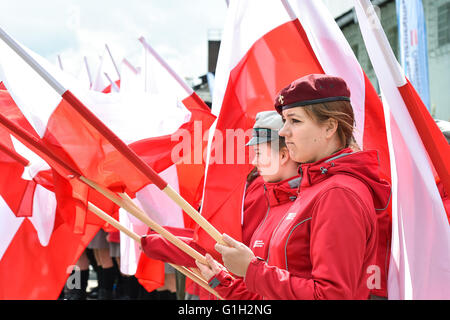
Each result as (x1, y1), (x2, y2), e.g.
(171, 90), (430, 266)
(87, 202), (223, 300)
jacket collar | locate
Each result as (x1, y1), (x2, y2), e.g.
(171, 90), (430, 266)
(297, 148), (354, 188)
(264, 176), (300, 207)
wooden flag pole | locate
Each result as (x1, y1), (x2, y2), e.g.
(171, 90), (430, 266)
(122, 58), (140, 75)
(57, 54), (64, 71)
(104, 72), (120, 92)
(0, 26), (225, 245)
(105, 44), (121, 80)
(0, 126), (210, 278)
(87, 202), (140, 242)
(138, 37), (194, 95)
(84, 56), (93, 89)
(170, 264), (224, 300)
(79, 176), (208, 265)
(87, 202), (223, 300)
(118, 192), (234, 282)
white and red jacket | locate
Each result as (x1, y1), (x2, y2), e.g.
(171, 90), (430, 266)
(213, 148), (391, 300)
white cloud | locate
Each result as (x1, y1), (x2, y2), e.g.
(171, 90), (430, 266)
(0, 0), (228, 82)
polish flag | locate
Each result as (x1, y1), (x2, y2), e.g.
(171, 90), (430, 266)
(0, 186), (100, 299)
(354, 0), (450, 299)
(0, 87), (118, 234)
(0, 89), (119, 299)
(198, 0), (390, 285)
(0, 114), (100, 299)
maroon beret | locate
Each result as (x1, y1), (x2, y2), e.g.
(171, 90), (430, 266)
(274, 74), (351, 114)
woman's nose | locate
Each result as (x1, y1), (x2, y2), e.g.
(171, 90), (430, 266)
(278, 122), (288, 137)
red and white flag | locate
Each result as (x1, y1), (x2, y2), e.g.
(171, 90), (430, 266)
(0, 110), (101, 299)
(198, 0), (390, 276)
(0, 87), (115, 299)
(354, 0), (450, 299)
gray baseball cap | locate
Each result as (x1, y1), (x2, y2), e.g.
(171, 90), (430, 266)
(246, 111), (284, 146)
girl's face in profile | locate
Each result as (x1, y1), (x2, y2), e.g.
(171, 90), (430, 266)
(251, 141), (282, 183)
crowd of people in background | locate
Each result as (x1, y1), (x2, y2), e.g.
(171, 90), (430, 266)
(60, 229), (179, 300)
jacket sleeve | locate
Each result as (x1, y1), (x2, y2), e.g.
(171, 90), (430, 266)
(140, 227), (207, 268)
(244, 187), (374, 300)
(211, 270), (263, 300)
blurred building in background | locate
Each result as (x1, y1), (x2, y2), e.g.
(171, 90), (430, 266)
(334, 0), (450, 120)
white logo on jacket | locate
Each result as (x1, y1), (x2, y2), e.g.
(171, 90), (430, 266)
(253, 240), (264, 248)
(286, 212), (297, 220)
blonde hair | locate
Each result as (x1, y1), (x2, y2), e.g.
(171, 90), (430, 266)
(302, 100), (356, 148)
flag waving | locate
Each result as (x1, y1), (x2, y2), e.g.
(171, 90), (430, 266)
(354, 0), (450, 299)
(0, 119), (100, 300)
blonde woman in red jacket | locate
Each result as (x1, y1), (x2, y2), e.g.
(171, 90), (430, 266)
(197, 74), (391, 300)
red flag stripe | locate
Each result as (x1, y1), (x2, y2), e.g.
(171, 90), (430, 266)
(0, 142), (30, 167)
(398, 81), (450, 193)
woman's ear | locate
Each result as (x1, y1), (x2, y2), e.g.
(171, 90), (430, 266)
(325, 118), (339, 139)
(280, 147), (290, 165)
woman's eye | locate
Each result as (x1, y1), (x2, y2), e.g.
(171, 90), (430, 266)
(291, 118), (301, 124)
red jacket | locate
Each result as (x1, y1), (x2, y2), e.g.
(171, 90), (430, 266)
(213, 175), (300, 299)
(241, 175), (269, 246)
(240, 148), (391, 300)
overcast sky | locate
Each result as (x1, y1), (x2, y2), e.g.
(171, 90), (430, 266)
(1, 0), (228, 82)
(0, 0), (354, 83)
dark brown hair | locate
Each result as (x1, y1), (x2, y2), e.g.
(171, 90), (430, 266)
(268, 135), (287, 151)
(302, 100), (356, 148)
(246, 136), (288, 183)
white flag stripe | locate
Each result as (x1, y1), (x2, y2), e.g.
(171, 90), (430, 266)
(10, 136), (51, 180)
(0, 196), (24, 261)
(202, 0), (292, 206)
(211, 0), (290, 117)
(119, 165), (184, 275)
(119, 208), (147, 275)
(136, 165), (183, 228)
(0, 38), (63, 137)
(28, 184), (57, 247)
